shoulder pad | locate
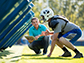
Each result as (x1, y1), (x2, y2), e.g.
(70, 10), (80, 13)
(53, 15), (69, 22)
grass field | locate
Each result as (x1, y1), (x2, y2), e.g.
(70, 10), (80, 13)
(0, 45), (84, 63)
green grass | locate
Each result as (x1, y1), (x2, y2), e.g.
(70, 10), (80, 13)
(0, 45), (84, 63)
(18, 45), (84, 63)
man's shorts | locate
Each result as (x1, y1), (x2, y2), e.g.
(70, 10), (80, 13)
(58, 29), (82, 44)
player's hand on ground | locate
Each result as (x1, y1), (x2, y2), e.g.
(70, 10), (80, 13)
(47, 53), (51, 57)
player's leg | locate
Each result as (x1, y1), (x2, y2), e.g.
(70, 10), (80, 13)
(59, 29), (83, 58)
(55, 40), (72, 57)
(56, 33), (72, 57)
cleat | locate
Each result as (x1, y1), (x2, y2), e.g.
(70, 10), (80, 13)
(59, 52), (72, 57)
(73, 53), (83, 58)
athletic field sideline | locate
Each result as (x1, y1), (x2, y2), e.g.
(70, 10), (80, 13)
(0, 45), (84, 63)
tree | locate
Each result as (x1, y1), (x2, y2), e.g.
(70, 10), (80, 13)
(32, 0), (84, 30)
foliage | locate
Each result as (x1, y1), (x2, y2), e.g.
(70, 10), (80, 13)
(32, 0), (84, 30)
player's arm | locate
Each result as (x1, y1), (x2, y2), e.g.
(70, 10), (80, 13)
(47, 32), (59, 57)
(47, 30), (54, 35)
(41, 30), (54, 36)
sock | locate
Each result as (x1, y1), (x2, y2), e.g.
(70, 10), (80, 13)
(62, 47), (69, 52)
(73, 48), (80, 54)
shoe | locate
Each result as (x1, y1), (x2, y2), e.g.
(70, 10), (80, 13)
(36, 50), (41, 54)
(73, 53), (83, 58)
(59, 52), (72, 57)
(43, 53), (46, 55)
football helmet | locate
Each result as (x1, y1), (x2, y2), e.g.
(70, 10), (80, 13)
(40, 7), (54, 22)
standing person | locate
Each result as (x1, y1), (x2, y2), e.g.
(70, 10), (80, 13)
(40, 7), (83, 58)
(28, 17), (49, 55)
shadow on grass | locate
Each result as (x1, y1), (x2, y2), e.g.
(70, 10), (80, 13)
(5, 55), (22, 60)
(21, 54), (72, 60)
(4, 55), (22, 62)
(1, 55), (22, 62)
(0, 50), (14, 59)
(12, 55), (22, 58)
(10, 55), (22, 62)
(30, 57), (72, 60)
(11, 60), (19, 62)
(22, 54), (43, 56)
